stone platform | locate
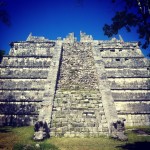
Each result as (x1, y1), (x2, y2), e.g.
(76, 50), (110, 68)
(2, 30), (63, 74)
(0, 32), (150, 138)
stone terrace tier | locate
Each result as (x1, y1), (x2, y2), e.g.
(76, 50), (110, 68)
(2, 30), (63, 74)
(0, 38), (59, 126)
(97, 42), (150, 126)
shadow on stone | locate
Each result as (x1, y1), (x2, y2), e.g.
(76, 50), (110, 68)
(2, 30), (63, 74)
(110, 118), (128, 141)
(33, 121), (50, 141)
(0, 94), (37, 127)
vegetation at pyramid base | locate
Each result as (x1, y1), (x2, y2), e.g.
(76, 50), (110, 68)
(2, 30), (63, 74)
(0, 126), (150, 150)
(0, 49), (5, 63)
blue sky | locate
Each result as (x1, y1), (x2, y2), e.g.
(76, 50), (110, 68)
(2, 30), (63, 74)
(0, 0), (149, 56)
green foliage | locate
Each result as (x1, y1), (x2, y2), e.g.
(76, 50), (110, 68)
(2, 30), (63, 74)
(12, 144), (23, 150)
(1, 126), (150, 150)
(103, 0), (150, 51)
(0, 0), (11, 26)
(0, 1), (7, 63)
(0, 49), (5, 63)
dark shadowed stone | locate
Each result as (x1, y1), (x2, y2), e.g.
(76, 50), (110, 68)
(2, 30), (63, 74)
(33, 121), (50, 141)
(110, 118), (128, 141)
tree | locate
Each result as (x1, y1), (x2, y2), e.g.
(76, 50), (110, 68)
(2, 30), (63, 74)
(0, 49), (5, 62)
(103, 0), (150, 51)
(0, 0), (11, 62)
(0, 0), (10, 26)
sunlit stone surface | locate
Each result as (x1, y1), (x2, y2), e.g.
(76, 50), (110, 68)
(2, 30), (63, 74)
(0, 32), (149, 139)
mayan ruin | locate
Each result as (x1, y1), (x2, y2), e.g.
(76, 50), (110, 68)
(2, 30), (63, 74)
(0, 32), (150, 140)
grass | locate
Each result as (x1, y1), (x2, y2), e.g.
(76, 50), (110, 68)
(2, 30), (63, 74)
(0, 126), (150, 150)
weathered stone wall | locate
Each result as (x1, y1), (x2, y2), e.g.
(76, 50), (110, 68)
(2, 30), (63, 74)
(106, 68), (149, 78)
(103, 58), (149, 68)
(0, 68), (49, 79)
(0, 35), (59, 126)
(119, 114), (150, 126)
(99, 48), (143, 57)
(1, 79), (46, 90)
(9, 42), (55, 56)
(108, 78), (150, 89)
(1, 57), (51, 68)
(98, 41), (150, 126)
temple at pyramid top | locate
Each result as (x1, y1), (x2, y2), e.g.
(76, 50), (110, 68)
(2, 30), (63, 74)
(25, 31), (128, 43)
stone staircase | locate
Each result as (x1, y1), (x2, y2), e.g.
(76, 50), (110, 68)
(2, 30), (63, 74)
(51, 90), (108, 137)
(50, 42), (109, 137)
